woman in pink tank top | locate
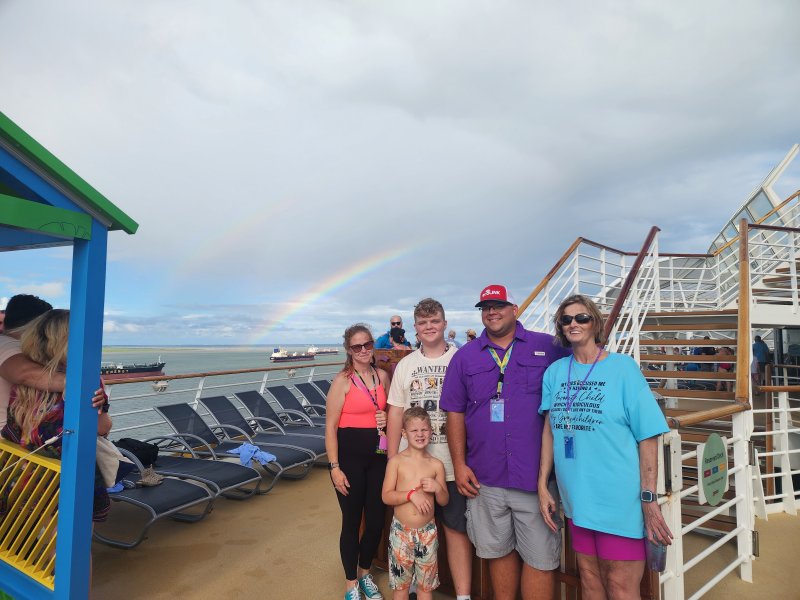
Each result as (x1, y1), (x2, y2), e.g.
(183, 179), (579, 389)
(326, 323), (390, 600)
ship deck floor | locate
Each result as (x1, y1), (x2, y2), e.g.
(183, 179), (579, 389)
(92, 467), (798, 599)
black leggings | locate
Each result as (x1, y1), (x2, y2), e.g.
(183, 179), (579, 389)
(336, 427), (387, 581)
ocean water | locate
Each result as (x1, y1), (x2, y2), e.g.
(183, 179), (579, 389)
(102, 345), (342, 440)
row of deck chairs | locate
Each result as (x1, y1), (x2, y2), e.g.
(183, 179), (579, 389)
(94, 380), (332, 549)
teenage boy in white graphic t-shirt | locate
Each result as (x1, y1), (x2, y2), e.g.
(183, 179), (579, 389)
(387, 298), (472, 600)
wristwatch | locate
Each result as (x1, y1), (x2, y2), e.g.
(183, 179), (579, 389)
(640, 490), (656, 503)
(328, 462), (340, 471)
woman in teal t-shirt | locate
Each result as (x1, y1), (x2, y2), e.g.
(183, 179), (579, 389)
(538, 294), (672, 598)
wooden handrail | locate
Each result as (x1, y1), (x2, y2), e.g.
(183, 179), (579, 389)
(735, 218), (751, 404)
(711, 189), (800, 257)
(667, 402), (751, 428)
(748, 222), (800, 234)
(758, 385), (800, 393)
(103, 361), (346, 386)
(602, 226), (660, 341)
(517, 237), (584, 315)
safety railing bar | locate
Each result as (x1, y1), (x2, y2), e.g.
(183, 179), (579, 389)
(763, 492), (789, 501)
(110, 421), (164, 433)
(105, 375), (298, 402)
(757, 448), (800, 458)
(681, 494), (744, 535)
(750, 428), (800, 437)
(683, 525), (746, 573)
(102, 362), (345, 386)
(106, 387), (205, 401)
(668, 403), (751, 428)
(678, 484), (700, 501)
(194, 380), (268, 392)
(687, 555), (749, 600)
(109, 407), (157, 417)
(753, 472), (783, 480)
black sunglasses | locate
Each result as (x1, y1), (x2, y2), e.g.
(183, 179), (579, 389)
(559, 313), (593, 326)
(390, 321), (402, 326)
(350, 340), (375, 353)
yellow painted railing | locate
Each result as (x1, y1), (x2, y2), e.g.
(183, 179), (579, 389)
(0, 439), (60, 591)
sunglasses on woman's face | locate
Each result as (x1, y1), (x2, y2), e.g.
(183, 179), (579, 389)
(559, 313), (593, 326)
(349, 340), (375, 353)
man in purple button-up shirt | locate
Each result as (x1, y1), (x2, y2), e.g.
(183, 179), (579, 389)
(441, 284), (568, 600)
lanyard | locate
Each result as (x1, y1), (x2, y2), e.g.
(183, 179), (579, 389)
(564, 347), (603, 424)
(487, 342), (515, 397)
(352, 368), (380, 411)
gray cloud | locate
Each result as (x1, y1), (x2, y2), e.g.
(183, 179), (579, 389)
(1, 1), (798, 344)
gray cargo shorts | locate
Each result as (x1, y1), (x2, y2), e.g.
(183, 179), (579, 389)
(465, 481), (562, 570)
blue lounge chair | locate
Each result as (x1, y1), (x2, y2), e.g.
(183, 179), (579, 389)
(235, 390), (327, 436)
(95, 449), (215, 549)
(198, 395), (327, 461)
(296, 382), (329, 409)
(133, 435), (264, 498)
(265, 385), (326, 426)
(153, 403), (315, 493)
(312, 379), (331, 396)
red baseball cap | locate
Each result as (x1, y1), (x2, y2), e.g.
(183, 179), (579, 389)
(475, 284), (517, 307)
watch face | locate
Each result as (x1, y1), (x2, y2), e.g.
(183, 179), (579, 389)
(641, 490), (655, 502)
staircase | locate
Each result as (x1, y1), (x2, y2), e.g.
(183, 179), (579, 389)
(516, 148), (800, 599)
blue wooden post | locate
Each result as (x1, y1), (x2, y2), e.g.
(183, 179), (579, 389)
(54, 220), (107, 600)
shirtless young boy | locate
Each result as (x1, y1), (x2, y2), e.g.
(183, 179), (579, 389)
(382, 406), (449, 600)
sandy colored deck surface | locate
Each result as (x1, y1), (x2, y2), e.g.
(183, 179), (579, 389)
(92, 466), (798, 599)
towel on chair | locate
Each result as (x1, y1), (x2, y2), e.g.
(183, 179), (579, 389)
(227, 443), (277, 466)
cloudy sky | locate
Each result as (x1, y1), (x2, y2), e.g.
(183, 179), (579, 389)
(1, 1), (799, 345)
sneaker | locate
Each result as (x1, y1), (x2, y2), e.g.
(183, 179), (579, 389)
(358, 573), (383, 599)
(344, 585), (361, 600)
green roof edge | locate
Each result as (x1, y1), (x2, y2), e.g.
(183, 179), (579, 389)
(0, 111), (138, 234)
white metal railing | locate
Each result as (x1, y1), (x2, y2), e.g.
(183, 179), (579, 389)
(655, 256), (721, 311)
(105, 363), (342, 439)
(659, 408), (755, 600)
(606, 236), (660, 361)
(751, 386), (800, 517)
(519, 241), (630, 334)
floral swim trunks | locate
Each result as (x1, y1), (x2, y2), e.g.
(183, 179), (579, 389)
(388, 517), (439, 592)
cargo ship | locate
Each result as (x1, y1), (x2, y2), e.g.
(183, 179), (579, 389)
(100, 359), (166, 380)
(307, 345), (339, 355)
(269, 348), (315, 362)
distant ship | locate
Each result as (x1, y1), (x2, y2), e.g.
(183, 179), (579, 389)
(307, 345), (340, 355)
(270, 348), (315, 362)
(101, 359), (166, 380)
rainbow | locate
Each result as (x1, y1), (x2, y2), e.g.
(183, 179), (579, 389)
(173, 203), (291, 276)
(246, 242), (424, 344)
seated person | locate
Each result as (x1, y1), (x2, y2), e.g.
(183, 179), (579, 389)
(0, 294), (107, 438)
(390, 327), (412, 350)
(1, 309), (112, 523)
(376, 316), (412, 349)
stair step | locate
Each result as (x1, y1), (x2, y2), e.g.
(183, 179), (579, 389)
(774, 261), (800, 274)
(657, 389), (737, 400)
(640, 353), (736, 363)
(640, 339), (726, 346)
(644, 309), (739, 317)
(752, 288), (795, 295)
(641, 323), (737, 332)
(762, 275), (795, 285)
(643, 370), (734, 380)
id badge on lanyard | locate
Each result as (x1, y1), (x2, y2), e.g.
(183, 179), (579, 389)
(564, 432), (575, 459)
(490, 397), (505, 422)
(487, 343), (514, 424)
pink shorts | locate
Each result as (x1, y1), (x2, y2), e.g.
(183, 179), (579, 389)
(568, 519), (645, 561)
